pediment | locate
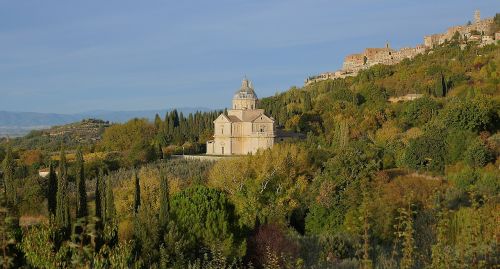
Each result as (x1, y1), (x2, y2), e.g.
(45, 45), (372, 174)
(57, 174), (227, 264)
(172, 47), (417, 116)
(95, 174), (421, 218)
(214, 113), (231, 123)
(252, 113), (274, 123)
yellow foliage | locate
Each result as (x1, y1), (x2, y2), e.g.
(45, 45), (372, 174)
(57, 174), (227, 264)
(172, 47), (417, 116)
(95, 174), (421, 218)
(375, 121), (402, 145)
(208, 143), (314, 226)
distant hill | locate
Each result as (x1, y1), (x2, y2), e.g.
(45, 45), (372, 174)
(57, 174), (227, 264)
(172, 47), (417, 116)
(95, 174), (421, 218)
(0, 107), (211, 137)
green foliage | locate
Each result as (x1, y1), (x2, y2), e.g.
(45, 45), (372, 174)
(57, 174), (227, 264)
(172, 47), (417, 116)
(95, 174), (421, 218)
(100, 118), (157, 166)
(170, 185), (245, 259)
(209, 144), (313, 228)
(306, 141), (380, 234)
(21, 217), (133, 268)
(159, 169), (169, 232)
(134, 195), (160, 265)
(47, 162), (57, 216)
(75, 146), (88, 218)
(401, 128), (446, 173)
(133, 170), (140, 214)
(463, 139), (492, 167)
(401, 96), (439, 127)
(393, 201), (416, 269)
(441, 96), (499, 132)
(2, 143), (16, 205)
(0, 192), (22, 268)
(3, 37), (500, 269)
(55, 147), (70, 231)
(445, 129), (475, 163)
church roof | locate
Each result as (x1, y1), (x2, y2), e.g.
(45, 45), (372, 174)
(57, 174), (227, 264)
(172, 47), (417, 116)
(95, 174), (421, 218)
(227, 115), (242, 122)
(234, 78), (258, 100)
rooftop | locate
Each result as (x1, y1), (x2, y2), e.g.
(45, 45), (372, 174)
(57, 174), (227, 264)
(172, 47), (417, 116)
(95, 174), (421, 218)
(234, 78), (258, 100)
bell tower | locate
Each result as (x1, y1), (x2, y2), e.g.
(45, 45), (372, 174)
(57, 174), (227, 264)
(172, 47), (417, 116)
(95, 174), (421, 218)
(474, 10), (480, 24)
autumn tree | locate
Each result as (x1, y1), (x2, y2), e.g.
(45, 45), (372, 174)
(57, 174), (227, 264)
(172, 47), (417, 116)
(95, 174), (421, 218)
(159, 168), (169, 234)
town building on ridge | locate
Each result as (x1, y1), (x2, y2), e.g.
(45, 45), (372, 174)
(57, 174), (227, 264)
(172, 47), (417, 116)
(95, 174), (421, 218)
(305, 10), (497, 86)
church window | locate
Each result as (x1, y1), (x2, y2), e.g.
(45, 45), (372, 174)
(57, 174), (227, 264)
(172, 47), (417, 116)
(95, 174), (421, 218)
(221, 147), (224, 155)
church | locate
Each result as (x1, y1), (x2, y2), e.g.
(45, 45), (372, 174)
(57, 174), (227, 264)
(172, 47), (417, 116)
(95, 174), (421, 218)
(206, 78), (275, 155)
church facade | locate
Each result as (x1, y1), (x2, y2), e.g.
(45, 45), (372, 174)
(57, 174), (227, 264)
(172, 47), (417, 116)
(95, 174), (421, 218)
(206, 78), (275, 155)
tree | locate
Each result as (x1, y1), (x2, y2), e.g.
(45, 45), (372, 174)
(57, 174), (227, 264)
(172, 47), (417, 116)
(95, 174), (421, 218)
(2, 143), (16, 205)
(47, 162), (57, 217)
(104, 176), (116, 224)
(306, 141), (379, 234)
(159, 168), (169, 233)
(464, 139), (492, 167)
(395, 200), (416, 269)
(401, 96), (439, 127)
(56, 147), (70, 231)
(169, 186), (245, 259)
(95, 170), (103, 221)
(75, 147), (88, 218)
(442, 97), (498, 132)
(0, 191), (22, 268)
(401, 129), (446, 173)
(100, 118), (157, 166)
(133, 170), (140, 214)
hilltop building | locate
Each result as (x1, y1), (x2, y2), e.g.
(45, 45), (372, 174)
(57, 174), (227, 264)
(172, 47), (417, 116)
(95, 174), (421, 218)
(206, 78), (275, 155)
(305, 10), (498, 86)
(424, 10), (495, 48)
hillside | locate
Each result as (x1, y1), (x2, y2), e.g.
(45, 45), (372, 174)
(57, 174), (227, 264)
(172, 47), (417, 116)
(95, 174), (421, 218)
(1, 33), (499, 269)
(4, 119), (110, 152)
(0, 107), (210, 137)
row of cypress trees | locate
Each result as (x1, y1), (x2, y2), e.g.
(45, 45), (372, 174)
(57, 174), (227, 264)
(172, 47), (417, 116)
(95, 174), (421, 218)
(47, 146), (116, 237)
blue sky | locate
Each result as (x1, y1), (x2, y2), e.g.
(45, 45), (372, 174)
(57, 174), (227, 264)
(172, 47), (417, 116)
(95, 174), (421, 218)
(0, 0), (498, 113)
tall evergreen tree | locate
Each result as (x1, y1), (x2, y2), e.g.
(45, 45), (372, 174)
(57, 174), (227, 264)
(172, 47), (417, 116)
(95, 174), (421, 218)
(47, 162), (57, 217)
(440, 73), (448, 97)
(55, 146), (70, 230)
(75, 146), (88, 218)
(1, 143), (16, 205)
(134, 170), (141, 214)
(95, 170), (103, 221)
(159, 168), (169, 232)
(104, 176), (116, 223)
(154, 113), (162, 130)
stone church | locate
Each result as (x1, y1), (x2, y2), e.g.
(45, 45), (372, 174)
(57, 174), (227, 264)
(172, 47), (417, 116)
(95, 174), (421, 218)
(206, 78), (275, 155)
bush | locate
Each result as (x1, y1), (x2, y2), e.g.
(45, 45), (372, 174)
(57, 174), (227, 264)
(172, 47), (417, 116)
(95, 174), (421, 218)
(464, 139), (493, 167)
(170, 186), (245, 259)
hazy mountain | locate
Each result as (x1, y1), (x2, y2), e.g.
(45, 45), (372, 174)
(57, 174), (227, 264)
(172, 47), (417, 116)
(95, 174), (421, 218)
(0, 107), (211, 137)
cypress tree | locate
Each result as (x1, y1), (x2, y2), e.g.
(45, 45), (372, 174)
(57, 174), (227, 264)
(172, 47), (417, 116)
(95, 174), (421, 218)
(1, 143), (16, 205)
(440, 73), (448, 97)
(154, 113), (162, 130)
(55, 146), (70, 230)
(75, 146), (88, 218)
(47, 162), (57, 216)
(95, 170), (103, 221)
(104, 176), (115, 223)
(134, 170), (141, 214)
(159, 168), (169, 232)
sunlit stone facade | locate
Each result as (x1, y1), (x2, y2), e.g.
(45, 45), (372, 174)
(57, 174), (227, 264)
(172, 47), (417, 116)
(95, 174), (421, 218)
(206, 78), (275, 155)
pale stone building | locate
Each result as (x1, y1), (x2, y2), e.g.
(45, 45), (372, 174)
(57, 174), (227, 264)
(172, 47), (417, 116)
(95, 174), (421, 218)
(206, 78), (275, 155)
(423, 10), (495, 48)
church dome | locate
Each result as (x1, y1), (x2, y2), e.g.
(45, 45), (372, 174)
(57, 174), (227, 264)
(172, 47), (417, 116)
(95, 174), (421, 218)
(234, 78), (257, 100)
